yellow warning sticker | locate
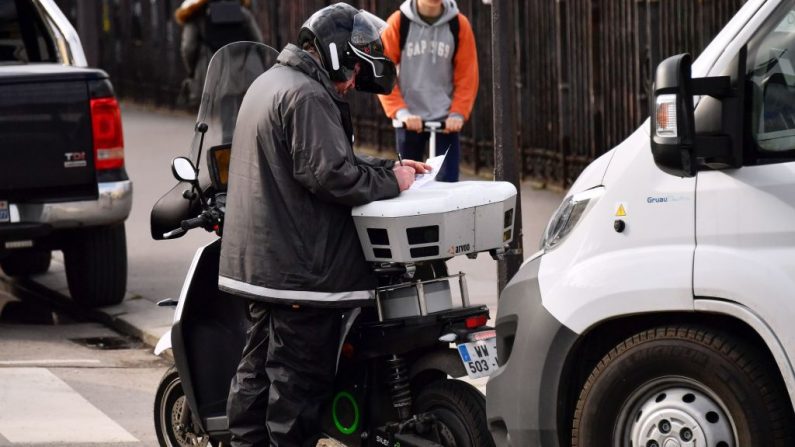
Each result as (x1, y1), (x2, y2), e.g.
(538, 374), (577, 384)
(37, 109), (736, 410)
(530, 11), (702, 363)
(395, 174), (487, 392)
(615, 203), (627, 217)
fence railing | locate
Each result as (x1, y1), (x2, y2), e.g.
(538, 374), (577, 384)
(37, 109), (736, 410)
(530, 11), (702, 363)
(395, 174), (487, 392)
(56, 0), (744, 188)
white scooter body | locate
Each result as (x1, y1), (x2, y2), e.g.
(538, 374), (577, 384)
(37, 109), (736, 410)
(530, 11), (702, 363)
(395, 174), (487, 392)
(154, 242), (210, 356)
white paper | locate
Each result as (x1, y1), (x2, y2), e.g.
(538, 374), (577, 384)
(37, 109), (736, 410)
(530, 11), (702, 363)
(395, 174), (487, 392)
(409, 152), (447, 190)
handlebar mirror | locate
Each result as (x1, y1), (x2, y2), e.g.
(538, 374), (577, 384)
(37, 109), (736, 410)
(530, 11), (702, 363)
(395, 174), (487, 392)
(172, 157), (198, 182)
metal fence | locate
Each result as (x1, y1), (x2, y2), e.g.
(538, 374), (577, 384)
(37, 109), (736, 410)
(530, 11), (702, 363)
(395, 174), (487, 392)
(55, 0), (745, 188)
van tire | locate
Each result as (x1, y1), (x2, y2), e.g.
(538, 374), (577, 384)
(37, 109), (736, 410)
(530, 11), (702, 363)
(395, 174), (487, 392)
(64, 224), (127, 307)
(571, 325), (795, 447)
(0, 249), (51, 277)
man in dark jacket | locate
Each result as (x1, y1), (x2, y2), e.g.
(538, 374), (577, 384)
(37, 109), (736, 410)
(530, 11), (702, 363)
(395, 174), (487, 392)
(219, 4), (430, 446)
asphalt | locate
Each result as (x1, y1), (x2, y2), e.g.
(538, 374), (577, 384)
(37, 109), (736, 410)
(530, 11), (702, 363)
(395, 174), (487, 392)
(1, 104), (566, 356)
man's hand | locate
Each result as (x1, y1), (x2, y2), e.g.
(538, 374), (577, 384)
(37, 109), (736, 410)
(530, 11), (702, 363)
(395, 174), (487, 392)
(400, 159), (433, 174)
(403, 115), (423, 133)
(393, 165), (416, 191)
(445, 115), (464, 133)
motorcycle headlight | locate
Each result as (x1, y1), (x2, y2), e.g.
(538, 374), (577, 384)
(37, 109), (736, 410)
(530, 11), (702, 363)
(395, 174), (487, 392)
(541, 187), (604, 250)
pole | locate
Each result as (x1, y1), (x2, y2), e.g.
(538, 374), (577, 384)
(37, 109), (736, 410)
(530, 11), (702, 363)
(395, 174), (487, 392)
(491, 0), (524, 292)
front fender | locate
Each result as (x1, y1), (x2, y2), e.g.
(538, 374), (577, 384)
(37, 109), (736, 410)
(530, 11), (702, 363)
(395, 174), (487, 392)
(695, 298), (795, 407)
(154, 329), (172, 356)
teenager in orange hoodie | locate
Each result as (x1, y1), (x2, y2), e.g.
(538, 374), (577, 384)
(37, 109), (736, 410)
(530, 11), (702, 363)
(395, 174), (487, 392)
(378, 0), (479, 182)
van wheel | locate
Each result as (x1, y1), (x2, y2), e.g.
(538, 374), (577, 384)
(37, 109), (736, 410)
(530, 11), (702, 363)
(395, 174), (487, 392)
(0, 249), (51, 277)
(414, 379), (495, 447)
(571, 326), (795, 447)
(64, 224), (127, 307)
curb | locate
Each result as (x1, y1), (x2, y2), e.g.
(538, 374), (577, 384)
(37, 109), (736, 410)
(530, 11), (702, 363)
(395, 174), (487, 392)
(0, 271), (174, 361)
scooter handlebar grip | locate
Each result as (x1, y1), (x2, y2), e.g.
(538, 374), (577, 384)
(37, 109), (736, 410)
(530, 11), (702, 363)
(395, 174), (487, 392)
(181, 215), (208, 231)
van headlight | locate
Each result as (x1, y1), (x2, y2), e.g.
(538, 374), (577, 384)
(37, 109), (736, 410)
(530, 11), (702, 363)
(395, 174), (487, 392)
(541, 187), (604, 250)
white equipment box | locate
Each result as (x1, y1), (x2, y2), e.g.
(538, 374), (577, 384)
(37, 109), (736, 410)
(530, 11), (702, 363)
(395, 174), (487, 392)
(352, 181), (517, 263)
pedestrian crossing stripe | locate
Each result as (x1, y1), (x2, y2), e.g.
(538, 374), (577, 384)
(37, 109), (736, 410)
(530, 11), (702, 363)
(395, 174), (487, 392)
(0, 368), (138, 444)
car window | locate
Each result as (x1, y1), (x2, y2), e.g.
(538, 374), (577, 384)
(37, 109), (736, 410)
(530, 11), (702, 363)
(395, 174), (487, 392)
(0, 0), (57, 64)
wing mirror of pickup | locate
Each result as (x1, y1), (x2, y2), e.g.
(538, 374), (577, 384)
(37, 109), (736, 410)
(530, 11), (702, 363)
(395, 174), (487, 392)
(650, 53), (743, 177)
(172, 157), (198, 182)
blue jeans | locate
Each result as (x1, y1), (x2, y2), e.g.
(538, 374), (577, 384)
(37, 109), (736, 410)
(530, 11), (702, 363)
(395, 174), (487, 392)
(395, 128), (460, 182)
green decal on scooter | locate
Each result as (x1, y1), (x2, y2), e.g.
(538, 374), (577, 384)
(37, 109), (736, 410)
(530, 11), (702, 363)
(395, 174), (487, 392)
(332, 391), (360, 435)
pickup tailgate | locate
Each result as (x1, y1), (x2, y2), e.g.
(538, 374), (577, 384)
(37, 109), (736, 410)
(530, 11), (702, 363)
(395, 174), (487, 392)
(0, 64), (106, 203)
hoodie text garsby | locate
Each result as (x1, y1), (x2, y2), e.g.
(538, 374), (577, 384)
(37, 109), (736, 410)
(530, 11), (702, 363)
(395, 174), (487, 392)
(378, 0), (479, 122)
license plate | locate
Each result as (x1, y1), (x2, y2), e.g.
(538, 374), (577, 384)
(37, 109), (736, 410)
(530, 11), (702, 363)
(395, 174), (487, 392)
(457, 331), (498, 379)
(0, 201), (9, 223)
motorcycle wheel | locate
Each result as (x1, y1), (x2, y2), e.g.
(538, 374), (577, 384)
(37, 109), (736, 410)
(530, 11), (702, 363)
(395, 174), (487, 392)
(414, 379), (495, 447)
(154, 366), (211, 447)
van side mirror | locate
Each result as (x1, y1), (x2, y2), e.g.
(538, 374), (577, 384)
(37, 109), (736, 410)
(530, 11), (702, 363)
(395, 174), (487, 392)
(650, 53), (742, 177)
(650, 54), (697, 176)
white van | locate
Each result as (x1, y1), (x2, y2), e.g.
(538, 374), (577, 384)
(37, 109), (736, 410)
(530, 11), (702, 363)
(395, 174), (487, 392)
(487, 1), (795, 446)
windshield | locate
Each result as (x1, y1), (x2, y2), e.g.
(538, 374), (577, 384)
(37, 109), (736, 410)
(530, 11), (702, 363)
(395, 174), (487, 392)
(188, 41), (279, 171)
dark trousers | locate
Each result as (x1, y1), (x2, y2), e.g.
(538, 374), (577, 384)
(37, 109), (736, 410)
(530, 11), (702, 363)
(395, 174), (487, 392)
(396, 128), (461, 182)
(227, 302), (342, 447)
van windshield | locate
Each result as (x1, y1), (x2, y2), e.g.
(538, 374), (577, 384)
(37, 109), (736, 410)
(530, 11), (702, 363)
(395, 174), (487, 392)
(746, 4), (795, 154)
(0, 0), (57, 64)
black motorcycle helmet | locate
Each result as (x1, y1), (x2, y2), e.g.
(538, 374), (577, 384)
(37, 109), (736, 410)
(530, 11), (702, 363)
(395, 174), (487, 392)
(297, 3), (397, 94)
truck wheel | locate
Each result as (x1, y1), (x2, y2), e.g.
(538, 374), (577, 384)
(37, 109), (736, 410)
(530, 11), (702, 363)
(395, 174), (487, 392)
(0, 249), (51, 277)
(414, 379), (495, 447)
(64, 224), (127, 307)
(154, 367), (210, 447)
(571, 326), (795, 447)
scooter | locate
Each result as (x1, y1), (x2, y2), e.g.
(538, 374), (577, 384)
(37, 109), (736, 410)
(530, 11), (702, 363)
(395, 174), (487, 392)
(149, 42), (502, 447)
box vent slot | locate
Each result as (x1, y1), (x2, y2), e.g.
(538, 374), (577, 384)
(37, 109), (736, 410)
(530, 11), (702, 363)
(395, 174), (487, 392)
(410, 246), (439, 258)
(373, 248), (392, 259)
(407, 226), (439, 245)
(367, 228), (389, 245)
(504, 209), (514, 228)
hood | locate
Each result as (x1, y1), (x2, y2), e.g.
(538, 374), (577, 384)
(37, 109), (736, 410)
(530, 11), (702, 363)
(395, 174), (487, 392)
(399, 0), (459, 26)
(566, 149), (614, 197)
(276, 44), (344, 102)
(174, 0), (251, 25)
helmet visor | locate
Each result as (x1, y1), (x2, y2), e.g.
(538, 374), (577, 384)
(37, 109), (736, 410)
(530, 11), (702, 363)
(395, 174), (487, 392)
(351, 11), (388, 47)
(349, 11), (396, 94)
(351, 47), (397, 94)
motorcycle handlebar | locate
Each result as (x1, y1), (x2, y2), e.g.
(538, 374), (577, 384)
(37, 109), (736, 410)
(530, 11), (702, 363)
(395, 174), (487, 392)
(181, 214), (209, 231)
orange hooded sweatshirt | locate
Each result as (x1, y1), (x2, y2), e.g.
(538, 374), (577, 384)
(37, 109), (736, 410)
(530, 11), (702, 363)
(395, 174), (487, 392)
(378, 0), (479, 122)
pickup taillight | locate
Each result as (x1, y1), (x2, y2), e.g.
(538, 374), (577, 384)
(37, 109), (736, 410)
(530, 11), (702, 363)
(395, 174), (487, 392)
(90, 97), (124, 170)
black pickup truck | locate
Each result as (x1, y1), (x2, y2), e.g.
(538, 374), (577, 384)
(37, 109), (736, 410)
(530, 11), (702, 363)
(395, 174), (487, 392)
(0, 0), (131, 307)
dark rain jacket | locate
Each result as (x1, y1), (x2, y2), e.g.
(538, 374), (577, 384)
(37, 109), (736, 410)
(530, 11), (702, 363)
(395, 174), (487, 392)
(218, 44), (400, 307)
